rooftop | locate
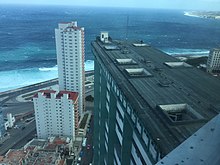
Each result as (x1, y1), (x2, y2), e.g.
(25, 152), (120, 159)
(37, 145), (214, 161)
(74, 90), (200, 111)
(92, 38), (220, 155)
(33, 90), (78, 101)
(1, 137), (71, 165)
(56, 91), (78, 101)
(156, 113), (220, 165)
(1, 149), (28, 164)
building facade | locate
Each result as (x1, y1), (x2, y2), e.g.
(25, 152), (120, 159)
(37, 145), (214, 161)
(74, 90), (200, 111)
(207, 48), (220, 73)
(4, 113), (16, 130)
(0, 110), (5, 138)
(92, 34), (220, 165)
(55, 21), (85, 116)
(33, 90), (79, 140)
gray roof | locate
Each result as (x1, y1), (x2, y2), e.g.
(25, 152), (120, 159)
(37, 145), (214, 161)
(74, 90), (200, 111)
(92, 39), (220, 155)
(156, 113), (220, 165)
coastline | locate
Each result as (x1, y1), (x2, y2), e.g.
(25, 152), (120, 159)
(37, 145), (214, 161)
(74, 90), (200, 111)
(0, 70), (94, 95)
(0, 60), (94, 92)
(184, 11), (201, 18)
(184, 11), (220, 19)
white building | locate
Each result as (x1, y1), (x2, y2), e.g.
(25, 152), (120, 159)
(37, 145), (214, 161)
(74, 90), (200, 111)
(55, 21), (85, 116)
(100, 31), (109, 43)
(33, 90), (79, 140)
(4, 113), (15, 130)
(207, 48), (220, 73)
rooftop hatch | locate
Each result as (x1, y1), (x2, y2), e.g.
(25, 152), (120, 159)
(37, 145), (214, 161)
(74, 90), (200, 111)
(164, 62), (192, 68)
(116, 59), (137, 65)
(158, 104), (204, 124)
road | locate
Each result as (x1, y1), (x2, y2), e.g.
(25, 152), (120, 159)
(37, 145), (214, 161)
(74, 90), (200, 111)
(1, 102), (34, 116)
(0, 79), (58, 105)
(80, 115), (94, 165)
(0, 120), (36, 155)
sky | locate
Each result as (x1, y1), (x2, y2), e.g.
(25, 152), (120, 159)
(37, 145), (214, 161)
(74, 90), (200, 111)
(0, 0), (220, 11)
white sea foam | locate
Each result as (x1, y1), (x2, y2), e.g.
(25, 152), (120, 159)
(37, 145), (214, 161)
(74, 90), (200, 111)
(0, 60), (94, 92)
(184, 11), (201, 18)
(38, 60), (94, 72)
(39, 65), (58, 72)
(0, 68), (58, 92)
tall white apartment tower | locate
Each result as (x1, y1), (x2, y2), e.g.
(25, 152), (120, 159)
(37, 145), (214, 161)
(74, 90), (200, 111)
(55, 21), (85, 116)
(207, 48), (220, 73)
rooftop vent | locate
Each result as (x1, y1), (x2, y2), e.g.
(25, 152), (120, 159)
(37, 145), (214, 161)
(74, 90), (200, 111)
(158, 104), (204, 124)
(104, 45), (119, 50)
(164, 62), (192, 68)
(121, 48), (130, 54)
(133, 40), (150, 47)
(125, 68), (152, 77)
(116, 59), (137, 65)
(158, 80), (170, 87)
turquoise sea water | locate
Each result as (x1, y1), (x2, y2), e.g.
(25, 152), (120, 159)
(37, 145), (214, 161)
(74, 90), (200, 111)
(1, 5), (220, 92)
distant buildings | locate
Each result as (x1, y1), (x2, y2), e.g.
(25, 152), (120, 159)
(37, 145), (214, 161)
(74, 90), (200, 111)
(33, 90), (79, 140)
(207, 48), (220, 73)
(92, 33), (220, 165)
(55, 21), (85, 116)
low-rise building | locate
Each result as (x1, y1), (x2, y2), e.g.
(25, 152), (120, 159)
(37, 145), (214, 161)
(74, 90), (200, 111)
(0, 137), (70, 165)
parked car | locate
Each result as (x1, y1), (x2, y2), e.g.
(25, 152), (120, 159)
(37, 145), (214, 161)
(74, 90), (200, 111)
(87, 144), (91, 150)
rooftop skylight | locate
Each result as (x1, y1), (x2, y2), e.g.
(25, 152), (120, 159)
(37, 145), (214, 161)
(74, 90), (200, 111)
(158, 104), (204, 124)
(116, 59), (137, 65)
(125, 68), (152, 77)
(164, 62), (192, 68)
(132, 43), (149, 47)
(104, 45), (119, 50)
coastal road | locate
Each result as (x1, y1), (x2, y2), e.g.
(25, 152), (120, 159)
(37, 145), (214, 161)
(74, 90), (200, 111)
(0, 71), (94, 102)
(0, 79), (58, 106)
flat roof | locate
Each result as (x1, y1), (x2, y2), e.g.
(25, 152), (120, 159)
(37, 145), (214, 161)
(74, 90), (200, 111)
(92, 38), (220, 155)
(33, 90), (78, 101)
(156, 113), (220, 165)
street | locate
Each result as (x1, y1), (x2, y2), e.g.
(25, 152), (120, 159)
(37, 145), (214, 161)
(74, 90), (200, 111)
(80, 115), (94, 165)
(0, 120), (36, 155)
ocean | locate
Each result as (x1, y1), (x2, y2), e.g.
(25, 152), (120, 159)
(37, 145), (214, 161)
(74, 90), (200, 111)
(1, 5), (220, 92)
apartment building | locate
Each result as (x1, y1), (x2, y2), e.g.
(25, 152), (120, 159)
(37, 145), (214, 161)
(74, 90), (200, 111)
(33, 90), (79, 140)
(55, 21), (85, 116)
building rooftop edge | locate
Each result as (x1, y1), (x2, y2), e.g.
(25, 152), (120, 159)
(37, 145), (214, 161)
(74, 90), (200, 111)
(33, 90), (78, 101)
